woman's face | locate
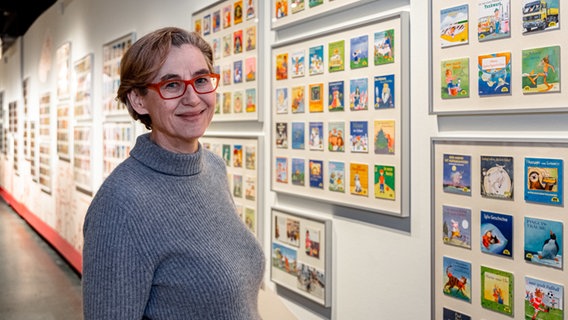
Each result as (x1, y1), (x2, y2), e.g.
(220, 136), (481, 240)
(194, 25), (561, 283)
(130, 44), (215, 153)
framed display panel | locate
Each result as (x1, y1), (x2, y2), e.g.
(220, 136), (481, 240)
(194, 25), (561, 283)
(73, 124), (93, 195)
(56, 41), (72, 101)
(39, 140), (52, 194)
(271, 11), (410, 217)
(0, 91), (4, 157)
(39, 92), (51, 139)
(57, 101), (71, 161)
(73, 53), (94, 120)
(270, 207), (332, 307)
(102, 33), (135, 117)
(430, 0), (568, 115)
(30, 122), (37, 182)
(192, 0), (262, 122)
(9, 101), (19, 175)
(200, 135), (263, 238)
(22, 77), (32, 160)
(432, 138), (567, 320)
(102, 121), (135, 179)
(271, 0), (376, 30)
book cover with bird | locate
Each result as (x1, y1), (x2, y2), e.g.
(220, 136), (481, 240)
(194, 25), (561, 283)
(524, 217), (563, 269)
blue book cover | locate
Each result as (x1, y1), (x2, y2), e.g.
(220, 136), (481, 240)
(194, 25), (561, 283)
(275, 157), (288, 183)
(524, 217), (563, 269)
(525, 157), (563, 205)
(443, 154), (472, 195)
(480, 210), (513, 257)
(291, 122), (305, 150)
(309, 159), (324, 189)
(478, 52), (511, 96)
(328, 80), (345, 111)
(374, 74), (395, 109)
(443, 256), (471, 302)
(443, 308), (470, 320)
(328, 161), (345, 193)
(309, 45), (324, 75)
(309, 122), (324, 151)
(291, 158), (305, 186)
(442, 205), (471, 249)
(349, 78), (368, 111)
(350, 35), (369, 69)
(350, 121), (368, 153)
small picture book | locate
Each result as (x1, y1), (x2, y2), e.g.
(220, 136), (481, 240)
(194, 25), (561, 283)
(522, 0), (560, 34)
(291, 86), (305, 113)
(309, 159), (324, 189)
(350, 121), (369, 153)
(328, 161), (345, 193)
(443, 154), (471, 195)
(441, 57), (469, 99)
(309, 45), (324, 75)
(291, 158), (305, 186)
(374, 74), (395, 109)
(327, 121), (345, 152)
(328, 40), (345, 72)
(478, 52), (511, 96)
(442, 308), (471, 320)
(480, 210), (513, 257)
(291, 50), (305, 78)
(350, 35), (369, 69)
(440, 4), (469, 48)
(328, 81), (345, 112)
(308, 122), (324, 151)
(524, 216), (563, 269)
(349, 78), (368, 110)
(374, 165), (395, 200)
(525, 276), (564, 320)
(350, 163), (368, 196)
(374, 120), (395, 155)
(480, 155), (513, 200)
(442, 256), (471, 302)
(275, 122), (288, 149)
(275, 53), (288, 80)
(477, 0), (510, 41)
(374, 29), (394, 65)
(522, 45), (561, 93)
(442, 205), (471, 249)
(309, 83), (324, 112)
(525, 157), (563, 205)
(275, 157), (288, 183)
(291, 122), (305, 150)
(480, 265), (513, 316)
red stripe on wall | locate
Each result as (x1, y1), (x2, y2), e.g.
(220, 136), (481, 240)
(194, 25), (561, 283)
(0, 187), (83, 274)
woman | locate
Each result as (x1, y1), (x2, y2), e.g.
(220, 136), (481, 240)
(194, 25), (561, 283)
(82, 27), (264, 319)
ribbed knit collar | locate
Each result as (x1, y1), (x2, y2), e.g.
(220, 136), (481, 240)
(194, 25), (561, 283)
(129, 133), (203, 176)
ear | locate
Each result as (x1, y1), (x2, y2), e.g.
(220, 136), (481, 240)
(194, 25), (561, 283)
(128, 89), (149, 115)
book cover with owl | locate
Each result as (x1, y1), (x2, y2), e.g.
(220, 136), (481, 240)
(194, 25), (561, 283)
(275, 157), (288, 183)
(442, 308), (471, 320)
(440, 4), (469, 48)
(525, 157), (563, 205)
(328, 161), (345, 193)
(374, 74), (395, 109)
(350, 121), (368, 153)
(308, 122), (324, 151)
(481, 155), (513, 200)
(441, 57), (469, 99)
(275, 52), (288, 80)
(291, 122), (305, 150)
(525, 277), (564, 320)
(442, 205), (471, 249)
(480, 266), (513, 316)
(478, 0), (510, 41)
(291, 86), (305, 113)
(309, 45), (324, 75)
(350, 163), (368, 196)
(309, 159), (324, 189)
(328, 81), (345, 112)
(442, 256), (471, 302)
(327, 121), (345, 152)
(480, 210), (513, 257)
(522, 45), (560, 93)
(374, 165), (395, 200)
(328, 40), (345, 72)
(524, 217), (563, 269)
(443, 154), (472, 196)
(309, 83), (324, 112)
(374, 29), (395, 65)
(478, 51), (511, 96)
(291, 158), (305, 186)
(290, 50), (305, 78)
(349, 78), (368, 111)
(374, 120), (395, 155)
(350, 35), (369, 69)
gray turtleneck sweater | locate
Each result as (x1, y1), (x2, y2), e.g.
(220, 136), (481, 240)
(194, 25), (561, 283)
(82, 133), (264, 320)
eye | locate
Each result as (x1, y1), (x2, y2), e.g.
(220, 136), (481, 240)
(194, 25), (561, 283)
(194, 76), (210, 85)
(162, 80), (183, 90)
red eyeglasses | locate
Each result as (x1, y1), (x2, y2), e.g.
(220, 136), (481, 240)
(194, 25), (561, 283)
(147, 73), (220, 99)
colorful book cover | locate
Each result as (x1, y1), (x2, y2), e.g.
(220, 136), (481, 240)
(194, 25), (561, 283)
(246, 0), (256, 20)
(350, 35), (369, 69)
(350, 78), (368, 111)
(374, 165), (395, 200)
(222, 144), (231, 165)
(291, 50), (305, 78)
(291, 158), (305, 186)
(440, 4), (469, 48)
(233, 29), (243, 54)
(203, 14), (211, 36)
(223, 5), (232, 28)
(304, 227), (320, 258)
(275, 122), (288, 149)
(522, 0), (560, 34)
(309, 45), (324, 75)
(276, 88), (288, 114)
(245, 26), (256, 51)
(271, 243), (297, 275)
(441, 58), (469, 99)
(245, 176), (256, 201)
(308, 122), (324, 151)
(245, 56), (256, 82)
(328, 80), (345, 112)
(350, 163), (368, 196)
(374, 74), (395, 109)
(522, 46), (560, 93)
(275, 0), (288, 19)
(478, 0), (510, 41)
(291, 0), (305, 14)
(212, 10), (221, 33)
(328, 40), (345, 72)
(276, 52), (288, 80)
(222, 92), (231, 114)
(245, 88), (256, 112)
(442, 256), (471, 302)
(245, 145), (256, 170)
(244, 207), (255, 232)
(525, 277), (564, 320)
(296, 263), (325, 300)
(481, 155), (514, 200)
(234, 1), (244, 24)
(443, 154), (472, 195)
(291, 86), (305, 113)
(442, 205), (471, 249)
(350, 121), (369, 153)
(291, 122), (305, 150)
(233, 91), (243, 113)
(212, 38), (221, 60)
(309, 0), (323, 8)
(233, 144), (243, 167)
(328, 121), (345, 152)
(525, 157), (563, 205)
(442, 308), (471, 320)
(194, 18), (201, 35)
(309, 83), (324, 112)
(223, 35), (232, 57)
(222, 64), (231, 85)
(233, 174), (243, 198)
(276, 157), (288, 183)
(329, 161), (345, 193)
(480, 266), (513, 316)
(524, 217), (563, 269)
(374, 120), (395, 155)
(478, 52), (511, 96)
(309, 159), (324, 189)
(374, 29), (394, 65)
(480, 211), (513, 257)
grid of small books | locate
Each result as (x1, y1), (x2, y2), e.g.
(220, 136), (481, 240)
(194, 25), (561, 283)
(433, 139), (565, 320)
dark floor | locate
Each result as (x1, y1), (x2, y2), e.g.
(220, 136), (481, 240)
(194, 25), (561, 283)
(0, 199), (83, 319)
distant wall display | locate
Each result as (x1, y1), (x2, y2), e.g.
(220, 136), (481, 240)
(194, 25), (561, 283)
(73, 53), (94, 120)
(9, 101), (19, 174)
(270, 207), (331, 307)
(271, 12), (410, 216)
(431, 0), (567, 114)
(57, 102), (70, 161)
(0, 91), (4, 157)
(201, 135), (262, 238)
(193, 0), (261, 122)
(102, 33), (135, 117)
(102, 121), (134, 179)
(22, 78), (32, 160)
(432, 138), (566, 320)
(73, 125), (92, 195)
(38, 93), (52, 193)
(56, 42), (71, 101)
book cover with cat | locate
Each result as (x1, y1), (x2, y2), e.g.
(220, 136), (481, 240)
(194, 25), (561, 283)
(328, 80), (345, 112)
(290, 50), (305, 78)
(442, 256), (471, 302)
(525, 157), (563, 205)
(327, 121), (345, 152)
(478, 51), (511, 96)
(440, 4), (469, 48)
(441, 57), (469, 99)
(350, 163), (368, 196)
(308, 122), (324, 151)
(443, 154), (472, 196)
(349, 78), (368, 111)
(275, 52), (288, 80)
(309, 45), (324, 75)
(374, 74), (395, 109)
(442, 308), (470, 320)
(524, 217), (563, 269)
(374, 165), (395, 200)
(291, 86), (305, 113)
(309, 159), (324, 189)
(478, 0), (510, 41)
(480, 265), (513, 316)
(328, 161), (345, 193)
(350, 121), (369, 153)
(442, 205), (471, 249)
(350, 35), (369, 69)
(374, 120), (395, 155)
(309, 83), (324, 112)
(291, 158), (305, 186)
(374, 29), (395, 65)
(525, 276), (564, 320)
(275, 157), (288, 183)
(522, 45), (561, 93)
(275, 122), (288, 149)
(480, 210), (513, 257)
(291, 122), (305, 150)
(328, 40), (345, 73)
(481, 155), (513, 200)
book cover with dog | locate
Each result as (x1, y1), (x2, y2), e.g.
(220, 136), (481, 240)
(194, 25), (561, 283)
(481, 265), (513, 316)
(442, 256), (471, 302)
(350, 162), (368, 196)
(524, 157), (563, 205)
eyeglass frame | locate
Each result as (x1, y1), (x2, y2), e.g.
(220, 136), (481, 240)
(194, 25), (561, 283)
(146, 73), (220, 100)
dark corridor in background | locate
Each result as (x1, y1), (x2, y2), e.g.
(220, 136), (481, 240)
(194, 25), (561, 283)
(0, 0), (57, 52)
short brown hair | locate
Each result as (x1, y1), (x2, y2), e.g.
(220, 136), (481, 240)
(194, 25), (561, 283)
(116, 27), (214, 129)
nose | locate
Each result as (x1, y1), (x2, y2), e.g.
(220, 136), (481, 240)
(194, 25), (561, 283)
(181, 83), (201, 105)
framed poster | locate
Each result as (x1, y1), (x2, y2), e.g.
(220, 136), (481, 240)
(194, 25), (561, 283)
(270, 207), (332, 307)
(431, 138), (567, 320)
(57, 101), (71, 161)
(271, 11), (410, 216)
(9, 101), (19, 175)
(56, 41), (72, 101)
(430, 0), (567, 114)
(73, 53), (94, 120)
(102, 121), (135, 179)
(73, 124), (93, 195)
(102, 32), (135, 117)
